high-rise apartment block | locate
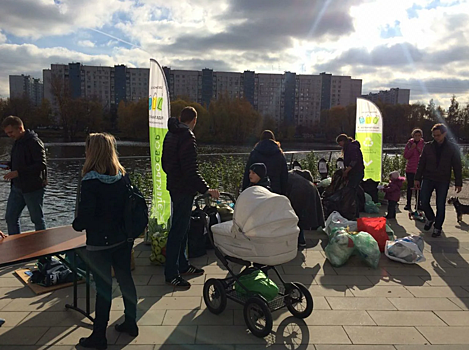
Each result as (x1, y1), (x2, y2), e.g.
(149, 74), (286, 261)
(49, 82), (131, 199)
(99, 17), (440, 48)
(41, 62), (362, 127)
(43, 63), (149, 111)
(9, 74), (43, 106)
(362, 88), (410, 105)
(163, 68), (362, 127)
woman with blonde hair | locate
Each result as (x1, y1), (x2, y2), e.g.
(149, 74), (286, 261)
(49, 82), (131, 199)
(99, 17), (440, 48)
(73, 133), (138, 349)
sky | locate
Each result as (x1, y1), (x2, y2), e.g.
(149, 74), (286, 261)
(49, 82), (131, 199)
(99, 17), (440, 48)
(1, 0), (469, 108)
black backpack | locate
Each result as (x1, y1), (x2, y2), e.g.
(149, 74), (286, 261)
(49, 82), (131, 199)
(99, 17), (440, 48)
(123, 174), (149, 241)
(188, 208), (208, 258)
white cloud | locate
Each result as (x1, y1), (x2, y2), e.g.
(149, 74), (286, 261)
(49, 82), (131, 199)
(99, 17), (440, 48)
(0, 31), (6, 44)
(77, 40), (95, 48)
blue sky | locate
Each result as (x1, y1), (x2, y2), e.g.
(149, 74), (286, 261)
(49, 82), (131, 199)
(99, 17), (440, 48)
(0, 0), (469, 107)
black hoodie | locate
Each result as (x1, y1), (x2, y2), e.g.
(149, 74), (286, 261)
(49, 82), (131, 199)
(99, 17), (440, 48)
(242, 139), (288, 195)
(162, 118), (209, 195)
(8, 129), (47, 193)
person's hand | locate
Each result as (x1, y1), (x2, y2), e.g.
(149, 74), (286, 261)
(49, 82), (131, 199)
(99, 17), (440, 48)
(0, 231), (6, 239)
(411, 143), (417, 149)
(455, 186), (462, 193)
(207, 189), (220, 199)
(3, 171), (18, 180)
(414, 180), (421, 190)
(342, 167), (351, 178)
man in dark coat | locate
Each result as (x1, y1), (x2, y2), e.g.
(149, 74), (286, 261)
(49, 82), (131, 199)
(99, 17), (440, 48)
(242, 130), (288, 195)
(415, 123), (462, 237)
(2, 116), (47, 235)
(287, 169), (325, 247)
(162, 106), (219, 288)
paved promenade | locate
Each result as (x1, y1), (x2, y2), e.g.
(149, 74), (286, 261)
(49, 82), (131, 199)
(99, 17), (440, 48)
(1, 201), (469, 349)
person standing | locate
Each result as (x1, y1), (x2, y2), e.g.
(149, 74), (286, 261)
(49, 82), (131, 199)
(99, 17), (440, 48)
(242, 130), (288, 195)
(415, 124), (462, 237)
(1, 116), (47, 235)
(162, 106), (219, 289)
(73, 133), (138, 349)
(403, 129), (425, 211)
(336, 134), (365, 219)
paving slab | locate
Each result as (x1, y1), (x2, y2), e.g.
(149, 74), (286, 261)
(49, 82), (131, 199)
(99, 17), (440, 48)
(367, 310), (447, 326)
(326, 297), (396, 310)
(344, 326), (428, 344)
(417, 326), (469, 344)
(349, 285), (414, 298)
(388, 297), (462, 311)
(433, 311), (469, 326)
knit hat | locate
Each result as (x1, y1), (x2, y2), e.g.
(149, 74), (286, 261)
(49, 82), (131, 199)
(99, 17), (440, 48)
(389, 171), (400, 180)
(250, 163), (267, 179)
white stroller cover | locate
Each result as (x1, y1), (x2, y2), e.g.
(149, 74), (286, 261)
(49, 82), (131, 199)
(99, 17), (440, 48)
(211, 186), (299, 265)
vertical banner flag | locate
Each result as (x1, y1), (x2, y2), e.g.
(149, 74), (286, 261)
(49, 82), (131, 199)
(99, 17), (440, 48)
(149, 59), (171, 228)
(355, 98), (383, 182)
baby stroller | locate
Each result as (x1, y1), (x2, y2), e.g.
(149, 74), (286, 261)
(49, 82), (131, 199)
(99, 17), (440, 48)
(408, 187), (425, 222)
(203, 186), (313, 338)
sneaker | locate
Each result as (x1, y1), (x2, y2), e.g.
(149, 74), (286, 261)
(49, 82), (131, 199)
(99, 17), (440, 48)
(424, 219), (434, 231)
(404, 205), (411, 211)
(180, 265), (205, 276)
(166, 275), (191, 289)
(0, 318), (5, 327)
(78, 335), (107, 350)
(115, 321), (139, 337)
(432, 228), (442, 237)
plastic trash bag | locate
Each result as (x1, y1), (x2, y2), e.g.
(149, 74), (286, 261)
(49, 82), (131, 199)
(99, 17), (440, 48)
(325, 228), (380, 268)
(385, 236), (426, 264)
(324, 229), (355, 267)
(351, 231), (381, 268)
(318, 177), (332, 188)
(322, 186), (357, 220)
(324, 211), (357, 235)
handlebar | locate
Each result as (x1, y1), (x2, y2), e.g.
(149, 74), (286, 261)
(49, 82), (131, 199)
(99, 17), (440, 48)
(195, 192), (236, 209)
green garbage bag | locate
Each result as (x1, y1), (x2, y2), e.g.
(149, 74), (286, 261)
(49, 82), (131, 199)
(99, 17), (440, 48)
(351, 231), (381, 268)
(325, 230), (355, 267)
(365, 201), (380, 214)
(235, 270), (279, 301)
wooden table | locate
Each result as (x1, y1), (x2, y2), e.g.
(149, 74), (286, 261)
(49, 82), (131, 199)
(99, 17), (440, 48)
(0, 226), (93, 322)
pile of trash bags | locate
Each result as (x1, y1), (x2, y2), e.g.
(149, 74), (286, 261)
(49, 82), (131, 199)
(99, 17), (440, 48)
(324, 211), (426, 267)
(325, 227), (381, 268)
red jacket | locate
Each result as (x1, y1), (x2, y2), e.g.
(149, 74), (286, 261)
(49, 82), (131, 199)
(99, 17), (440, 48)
(383, 177), (405, 202)
(404, 138), (425, 173)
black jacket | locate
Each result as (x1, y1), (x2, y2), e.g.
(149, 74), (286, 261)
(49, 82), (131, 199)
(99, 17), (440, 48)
(73, 172), (127, 247)
(8, 130), (47, 193)
(162, 118), (208, 195)
(242, 140), (288, 195)
(415, 139), (462, 187)
(343, 140), (365, 175)
(286, 171), (325, 230)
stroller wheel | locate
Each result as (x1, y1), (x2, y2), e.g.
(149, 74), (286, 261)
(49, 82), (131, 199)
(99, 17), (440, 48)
(203, 279), (227, 315)
(285, 282), (313, 318)
(243, 296), (273, 338)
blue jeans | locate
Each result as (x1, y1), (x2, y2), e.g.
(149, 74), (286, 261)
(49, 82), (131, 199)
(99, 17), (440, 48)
(5, 185), (46, 235)
(164, 192), (194, 280)
(420, 179), (449, 230)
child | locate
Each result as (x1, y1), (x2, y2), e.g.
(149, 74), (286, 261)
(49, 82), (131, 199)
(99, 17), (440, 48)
(383, 171), (406, 219)
(248, 163), (271, 190)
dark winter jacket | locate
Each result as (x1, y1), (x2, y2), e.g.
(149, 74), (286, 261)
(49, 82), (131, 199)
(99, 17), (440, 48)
(73, 172), (128, 247)
(286, 171), (325, 230)
(415, 139), (462, 187)
(404, 138), (425, 173)
(8, 130), (47, 193)
(242, 140), (288, 195)
(343, 140), (365, 175)
(162, 118), (209, 195)
(383, 176), (405, 202)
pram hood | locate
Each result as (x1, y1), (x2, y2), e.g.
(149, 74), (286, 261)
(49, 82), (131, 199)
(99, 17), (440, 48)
(232, 186), (299, 239)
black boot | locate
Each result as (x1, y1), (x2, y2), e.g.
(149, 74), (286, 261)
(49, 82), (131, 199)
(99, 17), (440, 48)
(78, 332), (107, 350)
(115, 319), (139, 337)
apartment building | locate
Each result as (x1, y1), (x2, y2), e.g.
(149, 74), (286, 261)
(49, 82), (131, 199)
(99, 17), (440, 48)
(43, 63), (149, 111)
(362, 88), (410, 105)
(9, 74), (43, 106)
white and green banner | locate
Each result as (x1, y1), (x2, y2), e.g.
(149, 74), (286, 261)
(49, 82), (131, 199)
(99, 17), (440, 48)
(355, 98), (383, 182)
(149, 59), (171, 228)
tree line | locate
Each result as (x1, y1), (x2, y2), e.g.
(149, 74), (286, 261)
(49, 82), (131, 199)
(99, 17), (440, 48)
(1, 89), (469, 145)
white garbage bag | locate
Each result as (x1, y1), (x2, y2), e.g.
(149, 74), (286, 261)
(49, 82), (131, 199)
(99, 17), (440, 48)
(385, 236), (426, 264)
(324, 211), (357, 235)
